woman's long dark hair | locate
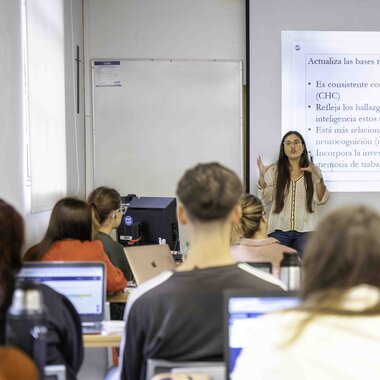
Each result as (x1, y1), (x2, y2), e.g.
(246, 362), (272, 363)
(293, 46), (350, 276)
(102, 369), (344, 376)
(35, 197), (92, 260)
(0, 199), (24, 313)
(274, 131), (314, 213)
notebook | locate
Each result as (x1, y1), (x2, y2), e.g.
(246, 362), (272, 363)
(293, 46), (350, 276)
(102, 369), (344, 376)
(124, 244), (176, 285)
(224, 289), (300, 379)
(17, 262), (106, 334)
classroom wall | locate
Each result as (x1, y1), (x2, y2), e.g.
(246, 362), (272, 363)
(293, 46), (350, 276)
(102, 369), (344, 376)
(249, 0), (380, 215)
(65, 0), (86, 199)
(83, 0), (246, 191)
(0, 0), (244, 251)
(0, 0), (25, 211)
(83, 0), (246, 247)
(0, 0), (85, 249)
(0, 0), (46, 248)
(85, 0), (245, 61)
(5, 0), (377, 249)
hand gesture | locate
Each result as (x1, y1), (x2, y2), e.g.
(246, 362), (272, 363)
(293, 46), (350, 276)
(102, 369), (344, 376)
(257, 156), (274, 177)
(300, 160), (319, 180)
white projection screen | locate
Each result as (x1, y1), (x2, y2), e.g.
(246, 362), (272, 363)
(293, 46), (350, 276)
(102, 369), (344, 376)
(248, 0), (380, 212)
(282, 31), (380, 192)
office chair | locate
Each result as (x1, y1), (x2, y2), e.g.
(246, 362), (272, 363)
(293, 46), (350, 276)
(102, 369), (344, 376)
(44, 364), (66, 380)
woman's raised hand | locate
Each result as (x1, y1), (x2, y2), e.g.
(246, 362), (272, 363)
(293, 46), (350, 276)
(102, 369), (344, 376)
(300, 160), (320, 180)
(257, 156), (274, 177)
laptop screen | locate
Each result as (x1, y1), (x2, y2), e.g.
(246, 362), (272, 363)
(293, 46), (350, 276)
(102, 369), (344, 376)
(17, 262), (106, 323)
(224, 290), (300, 379)
(124, 244), (176, 285)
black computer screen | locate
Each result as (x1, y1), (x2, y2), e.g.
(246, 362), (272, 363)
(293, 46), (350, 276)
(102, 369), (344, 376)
(117, 196), (180, 251)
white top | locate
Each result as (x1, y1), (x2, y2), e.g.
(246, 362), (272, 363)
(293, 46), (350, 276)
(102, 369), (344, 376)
(257, 165), (329, 233)
(232, 285), (380, 380)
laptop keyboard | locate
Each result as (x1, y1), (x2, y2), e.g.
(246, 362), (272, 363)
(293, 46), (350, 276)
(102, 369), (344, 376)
(82, 322), (102, 334)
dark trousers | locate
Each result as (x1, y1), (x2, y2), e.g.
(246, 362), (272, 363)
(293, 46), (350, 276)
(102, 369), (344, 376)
(269, 230), (312, 257)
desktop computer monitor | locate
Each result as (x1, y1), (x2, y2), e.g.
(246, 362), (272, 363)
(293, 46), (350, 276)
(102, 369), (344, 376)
(117, 196), (180, 251)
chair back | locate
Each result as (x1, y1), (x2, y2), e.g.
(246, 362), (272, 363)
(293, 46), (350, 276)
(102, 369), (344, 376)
(44, 364), (66, 380)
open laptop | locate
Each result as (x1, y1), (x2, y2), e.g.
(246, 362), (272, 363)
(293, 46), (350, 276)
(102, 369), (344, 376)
(17, 262), (106, 334)
(124, 244), (176, 285)
(224, 289), (300, 379)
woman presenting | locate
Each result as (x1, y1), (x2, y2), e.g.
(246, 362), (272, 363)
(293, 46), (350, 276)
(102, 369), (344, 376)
(257, 131), (329, 254)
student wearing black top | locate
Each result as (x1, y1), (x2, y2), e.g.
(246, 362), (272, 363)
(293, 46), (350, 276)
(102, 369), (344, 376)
(119, 162), (285, 380)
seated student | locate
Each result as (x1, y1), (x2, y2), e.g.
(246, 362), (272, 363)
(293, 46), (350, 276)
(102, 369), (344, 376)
(233, 205), (380, 380)
(0, 199), (83, 380)
(231, 194), (297, 278)
(25, 197), (127, 293)
(87, 186), (132, 280)
(119, 162), (286, 380)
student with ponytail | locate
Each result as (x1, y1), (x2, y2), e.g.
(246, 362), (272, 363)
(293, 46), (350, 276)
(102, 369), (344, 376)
(231, 194), (297, 278)
(87, 187), (132, 280)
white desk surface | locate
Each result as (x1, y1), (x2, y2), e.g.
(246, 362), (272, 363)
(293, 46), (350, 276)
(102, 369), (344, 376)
(83, 320), (125, 348)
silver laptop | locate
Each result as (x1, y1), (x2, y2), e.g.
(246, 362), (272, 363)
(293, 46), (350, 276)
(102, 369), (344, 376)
(17, 262), (106, 334)
(124, 244), (176, 285)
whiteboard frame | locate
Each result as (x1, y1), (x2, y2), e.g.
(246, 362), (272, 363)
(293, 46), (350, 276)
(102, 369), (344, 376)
(90, 58), (244, 197)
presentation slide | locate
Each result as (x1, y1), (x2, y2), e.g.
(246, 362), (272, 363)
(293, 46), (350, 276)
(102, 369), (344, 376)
(282, 31), (380, 192)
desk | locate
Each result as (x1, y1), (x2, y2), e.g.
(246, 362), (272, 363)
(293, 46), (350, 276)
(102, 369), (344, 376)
(83, 334), (122, 348)
(107, 291), (129, 303)
(83, 320), (125, 348)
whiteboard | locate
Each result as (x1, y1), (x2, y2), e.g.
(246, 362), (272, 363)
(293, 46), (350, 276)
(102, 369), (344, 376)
(91, 59), (243, 198)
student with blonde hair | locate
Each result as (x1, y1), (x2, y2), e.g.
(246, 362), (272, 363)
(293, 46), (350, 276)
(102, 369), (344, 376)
(231, 194), (297, 278)
(233, 205), (380, 380)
